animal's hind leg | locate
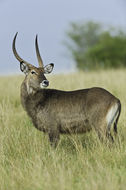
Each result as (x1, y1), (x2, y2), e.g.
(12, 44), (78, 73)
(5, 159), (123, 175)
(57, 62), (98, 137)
(96, 122), (108, 142)
(97, 130), (105, 142)
(106, 125), (114, 143)
(96, 124), (114, 143)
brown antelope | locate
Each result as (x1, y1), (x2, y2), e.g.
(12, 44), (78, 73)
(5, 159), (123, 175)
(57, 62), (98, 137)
(12, 33), (121, 147)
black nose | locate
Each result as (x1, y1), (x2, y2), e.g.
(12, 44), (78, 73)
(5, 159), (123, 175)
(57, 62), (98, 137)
(43, 80), (49, 86)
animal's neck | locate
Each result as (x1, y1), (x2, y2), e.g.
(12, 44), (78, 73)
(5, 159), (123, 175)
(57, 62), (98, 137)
(20, 80), (45, 118)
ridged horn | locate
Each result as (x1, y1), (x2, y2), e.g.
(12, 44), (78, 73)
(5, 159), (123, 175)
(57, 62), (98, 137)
(35, 35), (44, 68)
(12, 32), (29, 64)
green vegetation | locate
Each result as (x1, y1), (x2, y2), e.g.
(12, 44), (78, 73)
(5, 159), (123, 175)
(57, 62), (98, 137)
(0, 70), (126, 190)
(65, 21), (126, 70)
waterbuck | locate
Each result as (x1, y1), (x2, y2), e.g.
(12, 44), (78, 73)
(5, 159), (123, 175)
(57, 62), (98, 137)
(12, 33), (121, 147)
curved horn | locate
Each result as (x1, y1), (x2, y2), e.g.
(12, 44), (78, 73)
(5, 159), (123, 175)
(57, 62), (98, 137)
(12, 32), (29, 64)
(35, 35), (44, 68)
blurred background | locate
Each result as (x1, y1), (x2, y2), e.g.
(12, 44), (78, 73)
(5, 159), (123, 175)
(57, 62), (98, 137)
(0, 0), (125, 75)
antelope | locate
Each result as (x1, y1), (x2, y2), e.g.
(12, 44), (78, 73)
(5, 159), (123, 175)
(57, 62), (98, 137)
(12, 33), (121, 147)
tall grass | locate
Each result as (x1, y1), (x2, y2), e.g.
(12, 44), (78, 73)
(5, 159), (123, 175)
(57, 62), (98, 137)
(0, 69), (126, 190)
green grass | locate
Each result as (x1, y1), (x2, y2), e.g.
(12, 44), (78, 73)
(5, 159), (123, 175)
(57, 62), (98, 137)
(0, 69), (126, 190)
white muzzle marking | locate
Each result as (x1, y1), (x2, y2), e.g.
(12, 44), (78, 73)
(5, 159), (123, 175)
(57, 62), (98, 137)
(40, 80), (49, 88)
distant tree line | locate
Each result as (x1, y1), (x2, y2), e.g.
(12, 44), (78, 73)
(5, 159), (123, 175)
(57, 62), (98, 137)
(65, 21), (126, 70)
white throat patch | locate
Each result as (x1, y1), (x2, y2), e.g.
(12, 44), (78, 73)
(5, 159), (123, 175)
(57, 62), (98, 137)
(26, 82), (34, 95)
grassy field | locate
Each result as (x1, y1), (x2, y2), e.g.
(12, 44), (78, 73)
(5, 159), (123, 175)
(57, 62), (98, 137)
(0, 69), (126, 190)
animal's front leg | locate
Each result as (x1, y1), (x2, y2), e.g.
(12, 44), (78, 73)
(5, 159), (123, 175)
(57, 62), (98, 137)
(48, 129), (60, 148)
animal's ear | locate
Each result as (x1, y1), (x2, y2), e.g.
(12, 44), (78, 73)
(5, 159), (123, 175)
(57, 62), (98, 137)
(44, 63), (54, 74)
(20, 62), (29, 75)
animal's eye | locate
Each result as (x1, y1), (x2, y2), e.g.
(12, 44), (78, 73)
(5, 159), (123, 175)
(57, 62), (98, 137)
(31, 71), (36, 74)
